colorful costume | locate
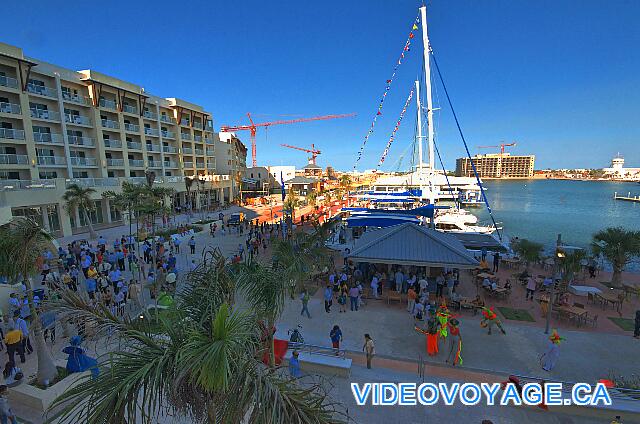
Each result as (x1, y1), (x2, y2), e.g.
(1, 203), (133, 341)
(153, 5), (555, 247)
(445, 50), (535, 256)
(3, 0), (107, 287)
(480, 307), (506, 335)
(435, 302), (452, 339)
(415, 318), (439, 356)
(63, 336), (99, 378)
(540, 329), (564, 371)
(446, 319), (463, 366)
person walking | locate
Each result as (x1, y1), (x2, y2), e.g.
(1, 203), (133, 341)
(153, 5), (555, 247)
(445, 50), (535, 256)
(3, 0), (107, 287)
(323, 285), (333, 313)
(370, 274), (379, 299)
(14, 314), (32, 355)
(300, 289), (311, 319)
(3, 326), (24, 364)
(435, 273), (445, 298)
(188, 236), (196, 255)
(348, 285), (359, 312)
(330, 325), (342, 355)
(540, 330), (564, 371)
(492, 252), (501, 273)
(0, 385), (18, 424)
(525, 276), (536, 301)
(407, 286), (417, 313)
(289, 351), (302, 378)
(363, 334), (375, 369)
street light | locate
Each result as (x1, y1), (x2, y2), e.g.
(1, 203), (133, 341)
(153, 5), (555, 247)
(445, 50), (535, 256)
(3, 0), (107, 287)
(545, 243), (565, 334)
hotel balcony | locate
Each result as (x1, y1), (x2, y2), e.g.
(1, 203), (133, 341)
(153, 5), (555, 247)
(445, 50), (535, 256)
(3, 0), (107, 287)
(182, 147), (193, 155)
(30, 109), (61, 121)
(193, 135), (202, 142)
(206, 148), (215, 155)
(104, 139), (123, 149)
(164, 161), (178, 168)
(99, 98), (117, 110)
(146, 144), (161, 152)
(161, 130), (175, 139)
(34, 132), (63, 144)
(193, 122), (203, 130)
(143, 110), (158, 120)
(62, 92), (90, 106)
(101, 119), (120, 129)
(127, 141), (142, 150)
(160, 115), (176, 124)
(70, 157), (98, 167)
(65, 177), (119, 188)
(205, 124), (213, 131)
(205, 137), (214, 144)
(37, 155), (66, 166)
(180, 132), (191, 140)
(148, 160), (162, 168)
(65, 114), (92, 126)
(0, 102), (21, 115)
(195, 161), (205, 168)
(183, 161), (193, 168)
(0, 154), (28, 165)
(129, 159), (144, 167)
(163, 145), (177, 153)
(0, 128), (25, 140)
(68, 136), (95, 147)
(0, 75), (19, 89)
(123, 105), (138, 114)
(195, 148), (204, 156)
(106, 158), (125, 167)
(144, 127), (159, 137)
(27, 83), (58, 99)
(180, 119), (189, 126)
(124, 123), (140, 133)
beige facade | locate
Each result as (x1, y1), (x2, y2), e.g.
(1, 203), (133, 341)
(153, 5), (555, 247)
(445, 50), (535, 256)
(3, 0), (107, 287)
(455, 153), (535, 178)
(0, 42), (241, 236)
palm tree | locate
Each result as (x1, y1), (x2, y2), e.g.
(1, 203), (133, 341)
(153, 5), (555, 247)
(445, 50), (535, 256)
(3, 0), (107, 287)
(514, 239), (544, 272)
(184, 176), (194, 218)
(283, 189), (300, 227)
(557, 249), (587, 293)
(0, 219), (58, 385)
(592, 227), (640, 288)
(47, 250), (346, 424)
(63, 183), (98, 239)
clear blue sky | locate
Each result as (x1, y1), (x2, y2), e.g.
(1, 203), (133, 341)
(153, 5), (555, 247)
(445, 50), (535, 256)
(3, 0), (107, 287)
(4, 0), (640, 171)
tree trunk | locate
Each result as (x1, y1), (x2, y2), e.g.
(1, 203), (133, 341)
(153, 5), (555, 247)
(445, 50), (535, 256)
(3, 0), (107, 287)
(24, 277), (57, 385)
(611, 268), (623, 288)
(83, 209), (98, 240)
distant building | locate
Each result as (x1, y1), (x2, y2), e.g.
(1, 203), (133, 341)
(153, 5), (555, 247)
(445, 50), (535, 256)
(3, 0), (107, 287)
(243, 165), (296, 192)
(284, 176), (322, 196)
(267, 165), (296, 183)
(603, 155), (640, 180)
(455, 153), (535, 178)
(301, 162), (322, 177)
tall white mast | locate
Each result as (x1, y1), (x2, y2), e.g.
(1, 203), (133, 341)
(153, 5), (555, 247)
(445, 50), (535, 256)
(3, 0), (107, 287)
(415, 79), (423, 167)
(419, 5), (435, 171)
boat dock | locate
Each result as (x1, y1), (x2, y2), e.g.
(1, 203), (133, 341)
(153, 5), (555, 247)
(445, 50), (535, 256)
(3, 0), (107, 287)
(614, 192), (640, 202)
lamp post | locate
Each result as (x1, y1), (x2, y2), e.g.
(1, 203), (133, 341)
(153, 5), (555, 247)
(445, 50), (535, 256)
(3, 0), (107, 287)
(545, 234), (565, 334)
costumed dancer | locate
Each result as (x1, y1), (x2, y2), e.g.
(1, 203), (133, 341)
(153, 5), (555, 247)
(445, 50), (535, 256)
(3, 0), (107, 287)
(446, 318), (463, 366)
(415, 317), (439, 356)
(540, 329), (564, 371)
(62, 336), (99, 378)
(480, 307), (506, 335)
(435, 302), (452, 339)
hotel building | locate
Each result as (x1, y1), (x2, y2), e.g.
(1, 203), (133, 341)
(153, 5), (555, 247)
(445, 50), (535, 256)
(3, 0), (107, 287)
(455, 153), (535, 179)
(0, 42), (246, 237)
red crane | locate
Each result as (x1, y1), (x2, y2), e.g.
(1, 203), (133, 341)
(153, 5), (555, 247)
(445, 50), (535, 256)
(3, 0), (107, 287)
(477, 141), (517, 155)
(220, 112), (356, 166)
(280, 143), (322, 165)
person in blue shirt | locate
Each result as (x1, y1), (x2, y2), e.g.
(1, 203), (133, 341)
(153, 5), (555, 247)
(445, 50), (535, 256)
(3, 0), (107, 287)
(323, 285), (333, 313)
(188, 236), (196, 255)
(63, 336), (98, 378)
(330, 325), (342, 355)
(85, 277), (97, 300)
(167, 254), (177, 271)
(173, 237), (181, 253)
(115, 250), (125, 271)
(289, 351), (302, 378)
(80, 254), (92, 278)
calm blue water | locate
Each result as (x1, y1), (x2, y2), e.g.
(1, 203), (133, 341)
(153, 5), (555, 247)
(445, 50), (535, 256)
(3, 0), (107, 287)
(469, 179), (639, 251)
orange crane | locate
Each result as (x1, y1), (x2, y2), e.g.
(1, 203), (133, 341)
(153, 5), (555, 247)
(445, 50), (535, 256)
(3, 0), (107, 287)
(281, 143), (321, 165)
(477, 141), (517, 155)
(220, 112), (356, 166)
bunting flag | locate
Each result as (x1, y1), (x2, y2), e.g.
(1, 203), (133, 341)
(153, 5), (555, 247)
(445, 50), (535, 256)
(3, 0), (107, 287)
(353, 14), (420, 170)
(377, 87), (414, 168)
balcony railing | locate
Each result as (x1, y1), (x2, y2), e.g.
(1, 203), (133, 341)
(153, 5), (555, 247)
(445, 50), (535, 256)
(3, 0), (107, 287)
(65, 177), (119, 188)
(163, 146), (177, 153)
(193, 122), (203, 130)
(68, 136), (95, 147)
(34, 132), (63, 144)
(193, 135), (202, 142)
(106, 158), (125, 167)
(205, 124), (213, 131)
(101, 119), (120, 129)
(124, 123), (140, 132)
(127, 141), (142, 150)
(145, 144), (160, 152)
(205, 137), (214, 144)
(183, 161), (193, 168)
(144, 127), (159, 136)
(206, 148), (215, 155)
(180, 133), (191, 140)
(0, 128), (26, 140)
(27, 83), (58, 98)
(160, 115), (175, 124)
(99, 98), (117, 110)
(65, 114), (92, 126)
(195, 149), (204, 156)
(0, 179), (57, 190)
(69, 157), (98, 167)
(62, 92), (90, 105)
(182, 147), (193, 154)
(195, 162), (205, 168)
(0, 154), (28, 165)
(180, 119), (189, 126)
(30, 109), (60, 121)
(143, 110), (158, 120)
(0, 102), (21, 115)
(123, 105), (138, 114)
(164, 161), (178, 168)
(37, 156), (66, 166)
(103, 139), (123, 148)
(161, 130), (175, 139)
(129, 159), (144, 167)
(0, 75), (19, 89)
(147, 160), (162, 168)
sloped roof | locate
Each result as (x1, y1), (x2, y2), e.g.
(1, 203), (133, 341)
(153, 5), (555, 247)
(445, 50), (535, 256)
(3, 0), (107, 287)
(348, 223), (479, 268)
(285, 176), (318, 185)
(303, 163), (322, 170)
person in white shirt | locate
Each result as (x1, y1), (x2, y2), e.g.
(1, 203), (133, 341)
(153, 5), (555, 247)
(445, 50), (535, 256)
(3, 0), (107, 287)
(418, 276), (429, 296)
(370, 274), (379, 299)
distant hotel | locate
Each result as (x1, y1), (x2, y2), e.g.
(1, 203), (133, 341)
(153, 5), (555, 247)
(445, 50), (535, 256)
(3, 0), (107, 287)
(602, 155), (640, 180)
(455, 153), (535, 179)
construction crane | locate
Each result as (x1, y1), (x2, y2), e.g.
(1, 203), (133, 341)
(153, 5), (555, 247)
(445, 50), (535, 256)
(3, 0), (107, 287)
(280, 143), (321, 165)
(477, 141), (517, 155)
(220, 112), (356, 166)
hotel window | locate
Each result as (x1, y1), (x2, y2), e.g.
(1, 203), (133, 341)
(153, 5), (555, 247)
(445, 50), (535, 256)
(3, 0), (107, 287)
(39, 171), (57, 179)
(0, 171), (20, 180)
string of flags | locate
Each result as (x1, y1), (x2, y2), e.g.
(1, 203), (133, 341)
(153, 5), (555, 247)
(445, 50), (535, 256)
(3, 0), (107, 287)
(353, 14), (421, 170)
(377, 88), (414, 168)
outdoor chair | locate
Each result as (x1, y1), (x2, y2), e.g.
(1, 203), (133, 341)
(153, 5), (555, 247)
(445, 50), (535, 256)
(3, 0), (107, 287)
(386, 291), (402, 305)
(584, 313), (598, 328)
(587, 292), (595, 304)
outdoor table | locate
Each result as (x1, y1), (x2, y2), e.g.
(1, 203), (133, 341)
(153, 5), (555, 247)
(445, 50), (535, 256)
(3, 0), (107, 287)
(491, 287), (509, 299)
(477, 272), (494, 279)
(501, 257), (520, 268)
(622, 282), (639, 300)
(596, 292), (622, 311)
(555, 305), (588, 325)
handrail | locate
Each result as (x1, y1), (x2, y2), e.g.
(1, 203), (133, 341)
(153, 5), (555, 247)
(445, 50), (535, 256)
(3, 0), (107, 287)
(287, 341), (346, 359)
